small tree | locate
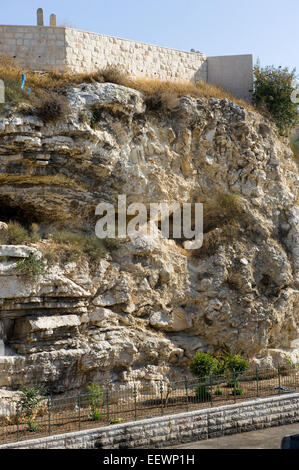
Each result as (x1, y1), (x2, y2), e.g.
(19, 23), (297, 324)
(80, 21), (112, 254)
(226, 354), (249, 377)
(190, 352), (218, 379)
(17, 384), (46, 432)
(87, 384), (103, 421)
(253, 64), (298, 135)
(190, 352), (219, 403)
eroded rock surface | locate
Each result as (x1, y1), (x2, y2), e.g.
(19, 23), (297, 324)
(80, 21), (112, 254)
(0, 83), (298, 394)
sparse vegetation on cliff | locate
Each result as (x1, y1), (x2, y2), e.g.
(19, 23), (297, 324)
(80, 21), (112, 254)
(46, 230), (108, 265)
(0, 58), (253, 116)
(291, 136), (299, 165)
(253, 64), (298, 135)
(0, 221), (40, 245)
(15, 253), (44, 277)
(36, 94), (69, 123)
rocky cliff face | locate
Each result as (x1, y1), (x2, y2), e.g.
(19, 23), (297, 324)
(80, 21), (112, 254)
(0, 82), (298, 393)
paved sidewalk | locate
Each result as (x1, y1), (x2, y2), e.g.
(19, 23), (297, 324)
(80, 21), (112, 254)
(165, 423), (299, 449)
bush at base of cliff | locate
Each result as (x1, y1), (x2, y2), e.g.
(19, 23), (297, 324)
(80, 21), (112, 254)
(195, 385), (211, 402)
(190, 352), (219, 379)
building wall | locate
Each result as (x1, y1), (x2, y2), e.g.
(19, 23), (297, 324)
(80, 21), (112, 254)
(1, 393), (298, 449)
(0, 26), (66, 71)
(207, 54), (253, 102)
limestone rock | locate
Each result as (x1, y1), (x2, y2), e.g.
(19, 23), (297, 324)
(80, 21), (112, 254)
(0, 85), (298, 396)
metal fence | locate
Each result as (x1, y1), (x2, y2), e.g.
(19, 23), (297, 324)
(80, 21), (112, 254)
(0, 365), (298, 445)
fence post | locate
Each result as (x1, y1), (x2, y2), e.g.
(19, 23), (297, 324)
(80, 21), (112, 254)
(256, 366), (260, 398)
(48, 396), (51, 435)
(78, 393), (81, 431)
(16, 407), (20, 442)
(106, 388), (110, 424)
(278, 365), (281, 395)
(233, 370), (237, 403)
(160, 381), (164, 416)
(133, 384), (137, 421)
(210, 375), (213, 407)
(184, 377), (189, 412)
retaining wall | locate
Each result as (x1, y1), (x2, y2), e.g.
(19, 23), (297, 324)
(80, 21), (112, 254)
(0, 25), (253, 101)
(0, 25), (207, 81)
(0, 393), (298, 449)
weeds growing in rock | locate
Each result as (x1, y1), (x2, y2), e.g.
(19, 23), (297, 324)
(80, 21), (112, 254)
(36, 94), (69, 123)
(290, 138), (299, 165)
(49, 230), (107, 264)
(15, 253), (44, 277)
(0, 221), (40, 245)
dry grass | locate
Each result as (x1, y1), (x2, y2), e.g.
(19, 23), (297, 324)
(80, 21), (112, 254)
(40, 230), (108, 266)
(131, 77), (254, 111)
(193, 224), (241, 258)
(0, 221), (40, 245)
(36, 95), (69, 123)
(203, 193), (245, 233)
(0, 57), (254, 113)
(290, 139), (299, 165)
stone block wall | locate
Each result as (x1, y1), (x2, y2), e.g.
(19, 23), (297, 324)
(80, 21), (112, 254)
(0, 26), (66, 71)
(1, 393), (298, 449)
(0, 25), (207, 82)
(64, 28), (207, 81)
(0, 25), (253, 101)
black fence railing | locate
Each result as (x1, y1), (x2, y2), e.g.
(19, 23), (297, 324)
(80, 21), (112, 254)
(0, 365), (298, 445)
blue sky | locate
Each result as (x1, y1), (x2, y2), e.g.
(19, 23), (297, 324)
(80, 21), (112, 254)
(2, 0), (298, 75)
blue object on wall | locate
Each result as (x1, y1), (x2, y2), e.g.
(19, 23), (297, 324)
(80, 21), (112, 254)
(21, 73), (26, 90)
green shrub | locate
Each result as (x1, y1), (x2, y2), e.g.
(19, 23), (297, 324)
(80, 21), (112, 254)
(109, 418), (124, 425)
(15, 254), (44, 277)
(226, 354), (249, 377)
(195, 385), (211, 402)
(87, 384), (103, 422)
(253, 64), (298, 135)
(36, 94), (69, 123)
(231, 388), (244, 396)
(190, 352), (218, 379)
(214, 388), (224, 396)
(16, 384), (46, 432)
(227, 379), (240, 389)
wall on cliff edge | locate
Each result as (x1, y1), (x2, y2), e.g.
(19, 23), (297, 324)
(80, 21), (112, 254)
(0, 25), (253, 101)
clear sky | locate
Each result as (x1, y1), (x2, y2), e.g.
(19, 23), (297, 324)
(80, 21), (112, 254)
(1, 0), (298, 75)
